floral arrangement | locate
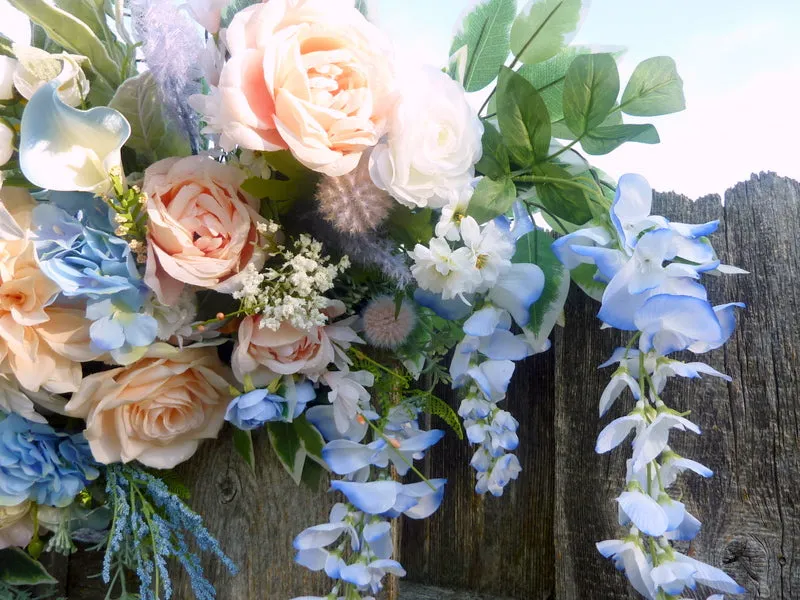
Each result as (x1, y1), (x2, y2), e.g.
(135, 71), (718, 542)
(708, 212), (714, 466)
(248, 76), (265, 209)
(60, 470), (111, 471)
(0, 1), (748, 599)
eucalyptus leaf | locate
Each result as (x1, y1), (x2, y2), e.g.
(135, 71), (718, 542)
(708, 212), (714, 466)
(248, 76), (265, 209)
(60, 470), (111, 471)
(220, 0), (260, 30)
(475, 121), (510, 179)
(496, 67), (551, 166)
(620, 56), (686, 116)
(562, 53), (619, 137)
(233, 428), (256, 473)
(109, 72), (192, 165)
(267, 421), (306, 485)
(8, 0), (121, 88)
(448, 0), (516, 92)
(533, 162), (592, 223)
(510, 0), (588, 65)
(512, 229), (570, 351)
(466, 176), (517, 223)
(581, 123), (659, 155)
(0, 548), (57, 586)
(355, 0), (369, 18)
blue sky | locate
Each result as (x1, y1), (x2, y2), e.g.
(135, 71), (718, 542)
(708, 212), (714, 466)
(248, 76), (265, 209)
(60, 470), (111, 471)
(2, 0), (797, 197)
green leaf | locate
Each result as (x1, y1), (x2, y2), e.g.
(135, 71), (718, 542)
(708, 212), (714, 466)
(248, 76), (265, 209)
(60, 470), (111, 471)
(232, 428), (256, 473)
(8, 0), (121, 88)
(293, 415), (327, 467)
(570, 262), (605, 301)
(532, 163), (592, 223)
(448, 0), (516, 92)
(513, 229), (570, 350)
(621, 56), (685, 117)
(109, 72), (192, 165)
(241, 152), (318, 217)
(220, 0), (259, 29)
(54, 0), (107, 39)
(418, 394), (463, 440)
(0, 548), (57, 586)
(510, 0), (587, 65)
(475, 121), (510, 179)
(562, 53), (619, 137)
(496, 67), (551, 166)
(581, 123), (659, 155)
(386, 206), (434, 248)
(466, 176), (517, 223)
(267, 422), (306, 485)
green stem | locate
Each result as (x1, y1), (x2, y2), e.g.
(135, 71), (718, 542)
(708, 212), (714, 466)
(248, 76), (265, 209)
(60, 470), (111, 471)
(351, 348), (408, 383)
(542, 137), (582, 162)
(523, 200), (568, 234)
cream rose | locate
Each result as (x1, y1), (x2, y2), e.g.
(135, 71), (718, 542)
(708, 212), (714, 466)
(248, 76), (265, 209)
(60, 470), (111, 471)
(232, 300), (361, 386)
(65, 345), (233, 469)
(369, 65), (483, 209)
(201, 0), (394, 176)
(143, 155), (267, 305)
(0, 501), (34, 550)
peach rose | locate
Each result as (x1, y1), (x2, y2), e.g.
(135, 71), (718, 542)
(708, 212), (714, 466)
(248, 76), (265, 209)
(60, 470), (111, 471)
(0, 501), (34, 550)
(232, 300), (361, 385)
(207, 0), (394, 176)
(143, 155), (268, 305)
(0, 188), (98, 393)
(65, 344), (233, 469)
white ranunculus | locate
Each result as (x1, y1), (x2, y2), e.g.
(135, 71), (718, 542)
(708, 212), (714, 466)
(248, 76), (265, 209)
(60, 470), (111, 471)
(0, 121), (13, 167)
(12, 45), (89, 107)
(0, 56), (16, 101)
(369, 65), (483, 209)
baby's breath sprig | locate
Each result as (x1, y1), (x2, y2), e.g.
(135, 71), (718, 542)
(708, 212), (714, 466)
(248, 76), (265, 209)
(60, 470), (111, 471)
(102, 168), (148, 264)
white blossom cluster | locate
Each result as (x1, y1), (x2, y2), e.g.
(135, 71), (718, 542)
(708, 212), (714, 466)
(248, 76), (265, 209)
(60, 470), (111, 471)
(234, 233), (350, 331)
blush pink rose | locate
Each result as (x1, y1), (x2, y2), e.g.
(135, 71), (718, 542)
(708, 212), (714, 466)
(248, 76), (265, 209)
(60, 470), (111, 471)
(65, 344), (233, 469)
(232, 300), (362, 385)
(208, 0), (394, 176)
(143, 155), (268, 305)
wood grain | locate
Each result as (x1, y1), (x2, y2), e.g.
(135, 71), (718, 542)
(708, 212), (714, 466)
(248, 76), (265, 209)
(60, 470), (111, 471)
(58, 174), (799, 600)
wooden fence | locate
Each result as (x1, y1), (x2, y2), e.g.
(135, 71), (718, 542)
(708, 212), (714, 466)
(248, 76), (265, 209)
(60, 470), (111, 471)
(49, 173), (799, 599)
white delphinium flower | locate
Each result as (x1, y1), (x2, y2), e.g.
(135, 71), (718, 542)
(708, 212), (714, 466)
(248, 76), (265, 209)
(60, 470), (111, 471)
(460, 216), (515, 292)
(409, 238), (477, 300)
(435, 188), (472, 241)
(145, 290), (206, 346)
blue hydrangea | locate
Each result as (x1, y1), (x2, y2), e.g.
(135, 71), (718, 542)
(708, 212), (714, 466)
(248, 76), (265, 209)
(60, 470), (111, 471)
(0, 413), (99, 507)
(225, 380), (316, 430)
(31, 192), (158, 362)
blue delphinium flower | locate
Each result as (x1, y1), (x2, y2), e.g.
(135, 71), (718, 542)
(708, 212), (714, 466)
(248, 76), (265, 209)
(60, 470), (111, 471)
(0, 413), (99, 507)
(226, 379), (316, 430)
(31, 192), (158, 362)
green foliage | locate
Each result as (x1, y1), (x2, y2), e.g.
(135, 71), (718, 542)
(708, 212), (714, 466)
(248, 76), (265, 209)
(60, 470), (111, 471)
(448, 0), (516, 91)
(233, 428), (256, 473)
(466, 176), (517, 223)
(510, 0), (586, 65)
(267, 417), (328, 486)
(411, 393), (464, 440)
(0, 548), (57, 587)
(532, 163), (593, 223)
(475, 121), (510, 179)
(220, 0), (260, 30)
(620, 56), (686, 116)
(8, 0), (123, 91)
(496, 67), (551, 167)
(581, 123), (659, 155)
(513, 229), (570, 347)
(386, 206), (434, 248)
(355, 0), (369, 18)
(563, 53), (620, 137)
(109, 72), (192, 166)
(242, 151), (319, 218)
(570, 262), (605, 301)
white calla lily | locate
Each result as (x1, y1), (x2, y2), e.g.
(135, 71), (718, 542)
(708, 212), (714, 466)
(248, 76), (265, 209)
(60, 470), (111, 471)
(19, 79), (130, 192)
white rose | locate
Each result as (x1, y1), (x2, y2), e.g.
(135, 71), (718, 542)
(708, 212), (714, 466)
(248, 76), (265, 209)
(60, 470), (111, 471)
(369, 65), (483, 209)
(0, 121), (13, 167)
(0, 56), (16, 100)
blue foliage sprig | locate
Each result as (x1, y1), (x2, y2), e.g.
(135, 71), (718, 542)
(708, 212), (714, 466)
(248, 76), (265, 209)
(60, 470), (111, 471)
(101, 464), (236, 600)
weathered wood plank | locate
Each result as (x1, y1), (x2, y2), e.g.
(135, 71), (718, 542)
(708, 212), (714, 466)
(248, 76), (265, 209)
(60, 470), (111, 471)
(401, 351), (556, 599)
(400, 581), (515, 599)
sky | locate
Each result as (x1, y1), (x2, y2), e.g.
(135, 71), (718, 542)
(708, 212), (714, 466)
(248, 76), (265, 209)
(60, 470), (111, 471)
(2, 0), (798, 198)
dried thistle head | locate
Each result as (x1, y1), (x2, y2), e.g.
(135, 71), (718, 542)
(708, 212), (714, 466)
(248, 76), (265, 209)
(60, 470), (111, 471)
(315, 153), (393, 235)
